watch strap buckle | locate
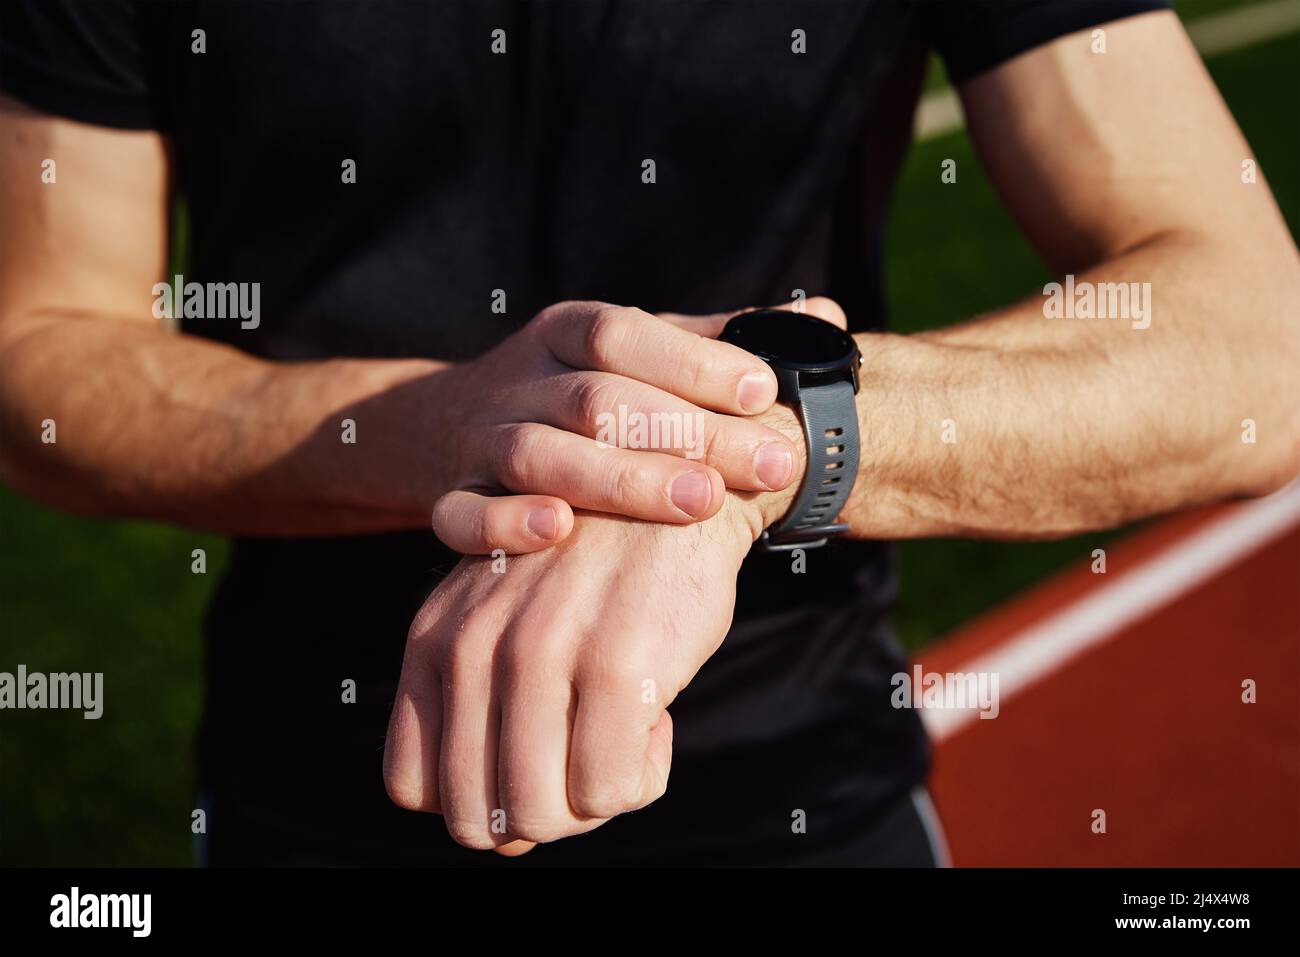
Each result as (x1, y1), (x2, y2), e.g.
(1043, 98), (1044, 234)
(756, 522), (851, 552)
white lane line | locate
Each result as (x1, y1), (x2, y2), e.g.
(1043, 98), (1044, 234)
(921, 480), (1300, 743)
(915, 0), (1300, 142)
(914, 91), (963, 143)
(1188, 0), (1300, 57)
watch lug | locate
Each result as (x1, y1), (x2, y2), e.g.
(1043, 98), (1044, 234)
(773, 366), (802, 404)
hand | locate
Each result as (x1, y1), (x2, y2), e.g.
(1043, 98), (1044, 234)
(431, 298), (847, 555)
(384, 298), (842, 853)
(428, 301), (800, 554)
(382, 497), (760, 853)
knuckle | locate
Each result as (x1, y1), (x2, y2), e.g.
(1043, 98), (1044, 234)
(570, 373), (621, 434)
(599, 456), (651, 512)
(499, 628), (570, 687)
(434, 630), (485, 680)
(699, 415), (726, 465)
(494, 422), (545, 490)
(405, 593), (457, 653)
(476, 503), (513, 551)
(684, 340), (712, 391)
(435, 602), (510, 681)
(584, 306), (635, 368)
(581, 652), (655, 699)
(666, 330), (711, 394)
(531, 300), (573, 331)
(406, 606), (439, 645)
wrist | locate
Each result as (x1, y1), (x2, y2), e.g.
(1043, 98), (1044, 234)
(722, 327), (897, 545)
(334, 356), (460, 522)
(717, 312), (895, 549)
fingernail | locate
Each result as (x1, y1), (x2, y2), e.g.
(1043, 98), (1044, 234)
(755, 441), (794, 489)
(527, 507), (558, 540)
(738, 372), (773, 413)
(669, 470), (713, 517)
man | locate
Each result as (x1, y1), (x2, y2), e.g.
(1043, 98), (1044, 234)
(0, 1), (1295, 866)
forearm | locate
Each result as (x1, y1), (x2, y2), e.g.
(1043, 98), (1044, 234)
(741, 234), (1300, 542)
(0, 314), (456, 534)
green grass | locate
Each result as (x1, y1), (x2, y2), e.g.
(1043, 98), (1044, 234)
(0, 490), (226, 865)
(887, 29), (1300, 646)
(1, 15), (1295, 865)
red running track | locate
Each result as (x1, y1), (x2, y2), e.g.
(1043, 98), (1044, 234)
(919, 499), (1300, 866)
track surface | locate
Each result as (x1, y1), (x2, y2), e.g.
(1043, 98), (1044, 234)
(920, 491), (1300, 866)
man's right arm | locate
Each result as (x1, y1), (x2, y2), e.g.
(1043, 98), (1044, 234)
(0, 96), (458, 535)
(0, 96), (797, 539)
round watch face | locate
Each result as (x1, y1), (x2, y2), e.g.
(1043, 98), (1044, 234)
(720, 309), (857, 370)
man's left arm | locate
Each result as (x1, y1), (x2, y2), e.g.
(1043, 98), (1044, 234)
(387, 12), (1299, 850)
(738, 10), (1300, 543)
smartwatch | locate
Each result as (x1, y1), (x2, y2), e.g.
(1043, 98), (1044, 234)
(720, 308), (861, 551)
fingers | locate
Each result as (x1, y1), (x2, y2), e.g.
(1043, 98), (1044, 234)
(523, 371), (796, 492)
(659, 295), (849, 335)
(466, 298), (842, 525)
(789, 295), (849, 330)
(495, 634), (607, 844)
(432, 490), (574, 555)
(567, 656), (672, 820)
(385, 610), (550, 852)
(383, 638), (443, 814)
(536, 301), (780, 415)
(488, 422), (726, 523)
(385, 613), (678, 853)
(438, 638), (512, 850)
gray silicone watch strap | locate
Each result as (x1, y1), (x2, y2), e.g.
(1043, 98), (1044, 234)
(759, 379), (860, 551)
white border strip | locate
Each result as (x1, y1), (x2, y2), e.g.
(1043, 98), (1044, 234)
(922, 480), (1300, 743)
(911, 786), (954, 868)
(1187, 0), (1300, 58)
(915, 0), (1300, 141)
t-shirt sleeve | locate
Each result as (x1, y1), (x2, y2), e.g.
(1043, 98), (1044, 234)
(0, 0), (166, 129)
(925, 0), (1173, 85)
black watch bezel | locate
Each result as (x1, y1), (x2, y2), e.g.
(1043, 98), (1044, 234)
(720, 309), (861, 399)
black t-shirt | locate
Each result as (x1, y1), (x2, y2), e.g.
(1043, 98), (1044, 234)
(1, 0), (1166, 864)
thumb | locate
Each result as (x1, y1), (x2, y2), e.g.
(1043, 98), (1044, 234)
(492, 838), (538, 857)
